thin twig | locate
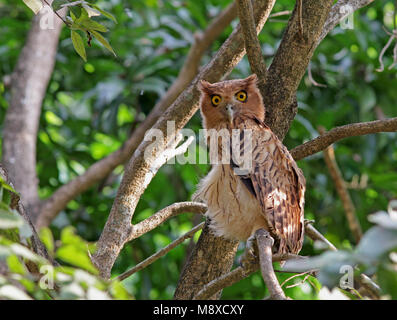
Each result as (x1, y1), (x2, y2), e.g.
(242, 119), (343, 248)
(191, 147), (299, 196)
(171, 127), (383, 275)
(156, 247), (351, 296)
(308, 62), (327, 88)
(388, 40), (397, 70)
(376, 33), (395, 72)
(282, 272), (312, 289)
(319, 127), (362, 243)
(269, 10), (291, 18)
(117, 222), (204, 282)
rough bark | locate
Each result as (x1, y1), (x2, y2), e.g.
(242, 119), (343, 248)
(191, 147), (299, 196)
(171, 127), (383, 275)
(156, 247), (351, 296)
(173, 221), (239, 300)
(2, 4), (64, 220)
(262, 0), (334, 140)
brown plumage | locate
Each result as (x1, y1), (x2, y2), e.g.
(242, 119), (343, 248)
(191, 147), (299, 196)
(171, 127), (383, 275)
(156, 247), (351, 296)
(194, 74), (306, 255)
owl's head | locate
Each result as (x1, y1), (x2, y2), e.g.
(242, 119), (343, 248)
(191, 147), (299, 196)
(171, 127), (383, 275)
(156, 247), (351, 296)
(198, 74), (264, 129)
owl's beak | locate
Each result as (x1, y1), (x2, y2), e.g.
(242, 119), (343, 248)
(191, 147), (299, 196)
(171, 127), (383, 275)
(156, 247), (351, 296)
(225, 104), (235, 124)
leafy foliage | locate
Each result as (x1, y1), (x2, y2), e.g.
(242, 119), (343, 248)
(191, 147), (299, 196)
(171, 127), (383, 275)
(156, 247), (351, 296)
(22, 0), (117, 60)
(0, 0), (396, 299)
(0, 178), (132, 300)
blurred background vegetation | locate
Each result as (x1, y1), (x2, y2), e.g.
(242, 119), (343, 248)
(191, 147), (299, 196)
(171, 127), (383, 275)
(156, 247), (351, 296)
(0, 0), (396, 299)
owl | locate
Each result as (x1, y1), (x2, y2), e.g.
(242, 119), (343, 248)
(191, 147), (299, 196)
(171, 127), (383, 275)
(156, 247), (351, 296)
(193, 74), (306, 256)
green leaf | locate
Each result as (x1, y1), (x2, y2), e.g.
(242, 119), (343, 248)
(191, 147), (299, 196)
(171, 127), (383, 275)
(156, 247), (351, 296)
(82, 4), (101, 18)
(91, 5), (117, 23)
(0, 176), (19, 195)
(51, 0), (69, 11)
(7, 255), (27, 275)
(69, 5), (82, 19)
(39, 227), (55, 254)
(110, 281), (133, 300)
(10, 243), (45, 264)
(90, 30), (116, 57)
(70, 10), (77, 21)
(56, 245), (97, 274)
(0, 209), (24, 229)
(22, 0), (43, 14)
(79, 18), (108, 32)
(71, 30), (87, 62)
(60, 227), (86, 249)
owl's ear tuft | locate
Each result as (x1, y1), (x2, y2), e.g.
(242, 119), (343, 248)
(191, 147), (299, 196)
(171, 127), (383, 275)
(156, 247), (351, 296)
(244, 74), (258, 85)
(198, 79), (213, 94)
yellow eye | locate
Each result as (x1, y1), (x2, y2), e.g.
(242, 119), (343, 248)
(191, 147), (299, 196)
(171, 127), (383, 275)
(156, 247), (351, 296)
(236, 90), (247, 102)
(211, 95), (222, 106)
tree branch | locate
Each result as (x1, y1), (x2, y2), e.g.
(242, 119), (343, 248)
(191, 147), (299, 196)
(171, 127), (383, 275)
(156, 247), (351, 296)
(129, 202), (207, 241)
(304, 220), (337, 251)
(236, 0), (268, 87)
(117, 222), (205, 282)
(35, 2), (238, 229)
(255, 229), (287, 300)
(318, 0), (377, 45)
(291, 117), (397, 161)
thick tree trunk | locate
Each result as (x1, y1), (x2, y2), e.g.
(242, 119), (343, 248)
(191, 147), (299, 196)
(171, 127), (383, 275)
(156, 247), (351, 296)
(2, 5), (64, 222)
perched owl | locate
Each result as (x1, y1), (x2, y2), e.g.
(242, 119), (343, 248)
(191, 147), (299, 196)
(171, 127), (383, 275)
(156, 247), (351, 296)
(194, 74), (306, 255)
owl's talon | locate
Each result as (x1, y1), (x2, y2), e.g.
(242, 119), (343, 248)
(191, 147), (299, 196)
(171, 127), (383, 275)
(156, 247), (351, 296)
(239, 234), (258, 269)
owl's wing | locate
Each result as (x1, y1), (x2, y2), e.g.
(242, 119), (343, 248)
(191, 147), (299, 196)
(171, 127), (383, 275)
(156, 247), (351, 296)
(231, 118), (306, 254)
